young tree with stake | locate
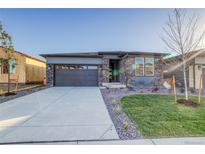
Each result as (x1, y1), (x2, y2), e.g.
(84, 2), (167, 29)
(162, 9), (205, 100)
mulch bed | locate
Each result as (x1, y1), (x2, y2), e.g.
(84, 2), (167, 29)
(0, 84), (32, 91)
(4, 92), (17, 96)
(177, 99), (199, 107)
(100, 88), (143, 140)
(0, 85), (49, 104)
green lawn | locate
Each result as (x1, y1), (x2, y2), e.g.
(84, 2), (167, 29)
(121, 94), (205, 138)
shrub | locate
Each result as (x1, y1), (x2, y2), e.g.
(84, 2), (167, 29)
(180, 88), (185, 93)
(111, 99), (115, 106)
(123, 121), (129, 130)
(152, 87), (159, 92)
(190, 88), (195, 94)
(115, 107), (121, 114)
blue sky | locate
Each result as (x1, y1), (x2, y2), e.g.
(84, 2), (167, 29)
(0, 8), (205, 60)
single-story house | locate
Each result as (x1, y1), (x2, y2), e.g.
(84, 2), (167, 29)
(163, 49), (205, 90)
(0, 47), (46, 84)
(40, 51), (166, 87)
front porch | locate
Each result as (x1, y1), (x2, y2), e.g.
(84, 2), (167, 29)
(101, 82), (126, 89)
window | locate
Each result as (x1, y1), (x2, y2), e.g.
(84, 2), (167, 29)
(145, 57), (154, 76)
(78, 66), (87, 69)
(9, 59), (16, 74)
(135, 57), (155, 76)
(0, 59), (16, 74)
(135, 57), (144, 76)
(87, 66), (97, 69)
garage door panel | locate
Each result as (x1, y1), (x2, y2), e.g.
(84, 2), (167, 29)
(55, 66), (98, 86)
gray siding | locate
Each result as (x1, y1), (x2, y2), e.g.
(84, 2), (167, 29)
(47, 57), (102, 65)
(195, 57), (205, 64)
(103, 55), (121, 59)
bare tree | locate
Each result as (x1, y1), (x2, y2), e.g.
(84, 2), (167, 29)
(161, 9), (205, 100)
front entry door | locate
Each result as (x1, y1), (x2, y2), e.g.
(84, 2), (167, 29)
(109, 60), (120, 82)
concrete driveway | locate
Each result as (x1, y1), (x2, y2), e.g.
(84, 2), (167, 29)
(0, 87), (119, 143)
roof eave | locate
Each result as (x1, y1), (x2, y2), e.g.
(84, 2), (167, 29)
(40, 51), (169, 58)
(40, 54), (103, 58)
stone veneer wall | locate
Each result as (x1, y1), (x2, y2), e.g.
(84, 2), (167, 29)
(46, 64), (54, 86)
(98, 58), (110, 85)
(120, 56), (164, 87)
(154, 57), (164, 87)
(119, 56), (135, 87)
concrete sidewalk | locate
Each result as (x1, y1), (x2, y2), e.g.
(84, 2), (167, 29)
(67, 137), (205, 145)
(79, 137), (205, 145)
(2, 137), (204, 145)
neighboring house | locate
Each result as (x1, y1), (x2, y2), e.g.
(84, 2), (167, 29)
(163, 49), (205, 90)
(40, 51), (166, 87)
(0, 47), (46, 84)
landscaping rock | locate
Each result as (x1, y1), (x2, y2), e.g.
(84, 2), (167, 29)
(101, 88), (142, 140)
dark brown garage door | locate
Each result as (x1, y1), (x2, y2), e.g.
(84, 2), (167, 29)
(54, 65), (98, 86)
